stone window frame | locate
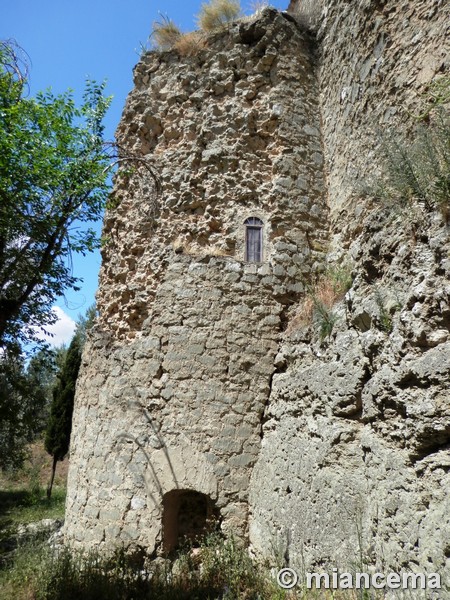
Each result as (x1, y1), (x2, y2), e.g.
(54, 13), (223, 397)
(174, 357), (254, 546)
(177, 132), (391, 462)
(244, 217), (264, 263)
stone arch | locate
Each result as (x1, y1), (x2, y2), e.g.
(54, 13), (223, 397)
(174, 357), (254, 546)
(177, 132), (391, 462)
(162, 489), (219, 553)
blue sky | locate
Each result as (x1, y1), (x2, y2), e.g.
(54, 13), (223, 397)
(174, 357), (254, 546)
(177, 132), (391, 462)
(1, 0), (287, 345)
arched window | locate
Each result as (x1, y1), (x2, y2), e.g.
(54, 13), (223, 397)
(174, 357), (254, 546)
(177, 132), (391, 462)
(244, 217), (263, 263)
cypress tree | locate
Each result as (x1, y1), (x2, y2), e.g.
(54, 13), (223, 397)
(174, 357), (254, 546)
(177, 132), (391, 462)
(44, 334), (82, 498)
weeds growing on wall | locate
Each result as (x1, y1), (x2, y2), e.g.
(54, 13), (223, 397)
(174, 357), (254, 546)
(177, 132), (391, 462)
(0, 534), (288, 600)
(150, 15), (182, 50)
(174, 31), (208, 57)
(1, 532), (394, 599)
(196, 0), (242, 32)
(373, 287), (403, 334)
(373, 289), (393, 334)
(367, 77), (450, 219)
(249, 0), (271, 15)
(148, 0), (272, 55)
(287, 265), (353, 339)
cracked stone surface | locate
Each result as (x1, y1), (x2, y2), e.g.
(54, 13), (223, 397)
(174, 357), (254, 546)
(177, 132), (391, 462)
(65, 0), (450, 589)
(65, 9), (328, 553)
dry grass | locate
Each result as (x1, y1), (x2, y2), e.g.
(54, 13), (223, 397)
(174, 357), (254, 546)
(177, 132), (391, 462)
(174, 31), (208, 57)
(287, 277), (336, 333)
(196, 0), (242, 32)
(0, 441), (69, 491)
(151, 15), (182, 50)
(286, 266), (352, 337)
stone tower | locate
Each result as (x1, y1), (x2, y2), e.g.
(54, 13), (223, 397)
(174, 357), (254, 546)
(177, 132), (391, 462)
(65, 8), (328, 553)
(66, 0), (450, 585)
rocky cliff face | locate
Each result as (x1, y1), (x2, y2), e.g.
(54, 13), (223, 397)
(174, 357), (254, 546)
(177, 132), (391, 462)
(65, 0), (450, 588)
(249, 0), (450, 584)
(249, 211), (450, 578)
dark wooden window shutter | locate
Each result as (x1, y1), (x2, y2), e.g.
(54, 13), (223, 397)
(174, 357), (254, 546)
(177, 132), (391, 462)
(244, 217), (263, 262)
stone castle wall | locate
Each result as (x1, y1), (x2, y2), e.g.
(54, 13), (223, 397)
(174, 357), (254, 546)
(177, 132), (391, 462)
(248, 0), (450, 584)
(65, 0), (450, 587)
(319, 0), (448, 231)
(65, 9), (328, 552)
(96, 8), (327, 341)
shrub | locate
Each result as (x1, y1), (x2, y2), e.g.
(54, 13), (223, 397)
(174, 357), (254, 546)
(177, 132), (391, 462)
(375, 114), (450, 213)
(151, 15), (182, 51)
(373, 288), (402, 334)
(287, 265), (353, 339)
(196, 0), (242, 32)
(174, 32), (208, 57)
(2, 534), (288, 600)
(366, 77), (450, 218)
(249, 0), (270, 15)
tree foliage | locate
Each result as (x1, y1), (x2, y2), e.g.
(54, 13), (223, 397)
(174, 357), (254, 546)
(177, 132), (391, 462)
(73, 303), (97, 349)
(43, 304), (95, 494)
(0, 40), (112, 352)
(44, 334), (82, 497)
(0, 304), (94, 473)
(0, 352), (47, 470)
(0, 344), (67, 471)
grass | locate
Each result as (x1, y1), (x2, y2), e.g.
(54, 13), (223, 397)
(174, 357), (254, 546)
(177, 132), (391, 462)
(148, 0), (276, 55)
(151, 15), (182, 50)
(0, 454), (398, 600)
(149, 16), (209, 56)
(287, 265), (353, 339)
(0, 486), (65, 528)
(0, 440), (67, 582)
(196, 0), (242, 32)
(0, 487), (66, 599)
(0, 534), (283, 600)
(174, 32), (208, 57)
(0, 443), (67, 600)
(150, 0), (243, 53)
(364, 77), (450, 220)
(0, 532), (387, 600)
(249, 0), (270, 13)
(0, 443), (67, 529)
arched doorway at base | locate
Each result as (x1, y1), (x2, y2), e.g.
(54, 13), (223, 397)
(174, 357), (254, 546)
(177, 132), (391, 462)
(162, 489), (219, 553)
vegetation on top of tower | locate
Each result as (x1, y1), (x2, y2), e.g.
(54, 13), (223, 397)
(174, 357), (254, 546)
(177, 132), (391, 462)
(150, 0), (273, 55)
(151, 15), (183, 51)
(196, 0), (242, 31)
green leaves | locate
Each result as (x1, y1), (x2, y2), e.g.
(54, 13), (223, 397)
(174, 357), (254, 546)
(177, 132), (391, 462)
(364, 77), (450, 217)
(0, 42), (112, 352)
(45, 334), (82, 463)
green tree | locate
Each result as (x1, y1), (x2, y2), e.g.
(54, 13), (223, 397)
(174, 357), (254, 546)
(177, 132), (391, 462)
(0, 351), (47, 470)
(25, 344), (67, 427)
(0, 344), (68, 472)
(73, 303), (97, 348)
(44, 334), (82, 498)
(0, 40), (112, 353)
(43, 304), (95, 495)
